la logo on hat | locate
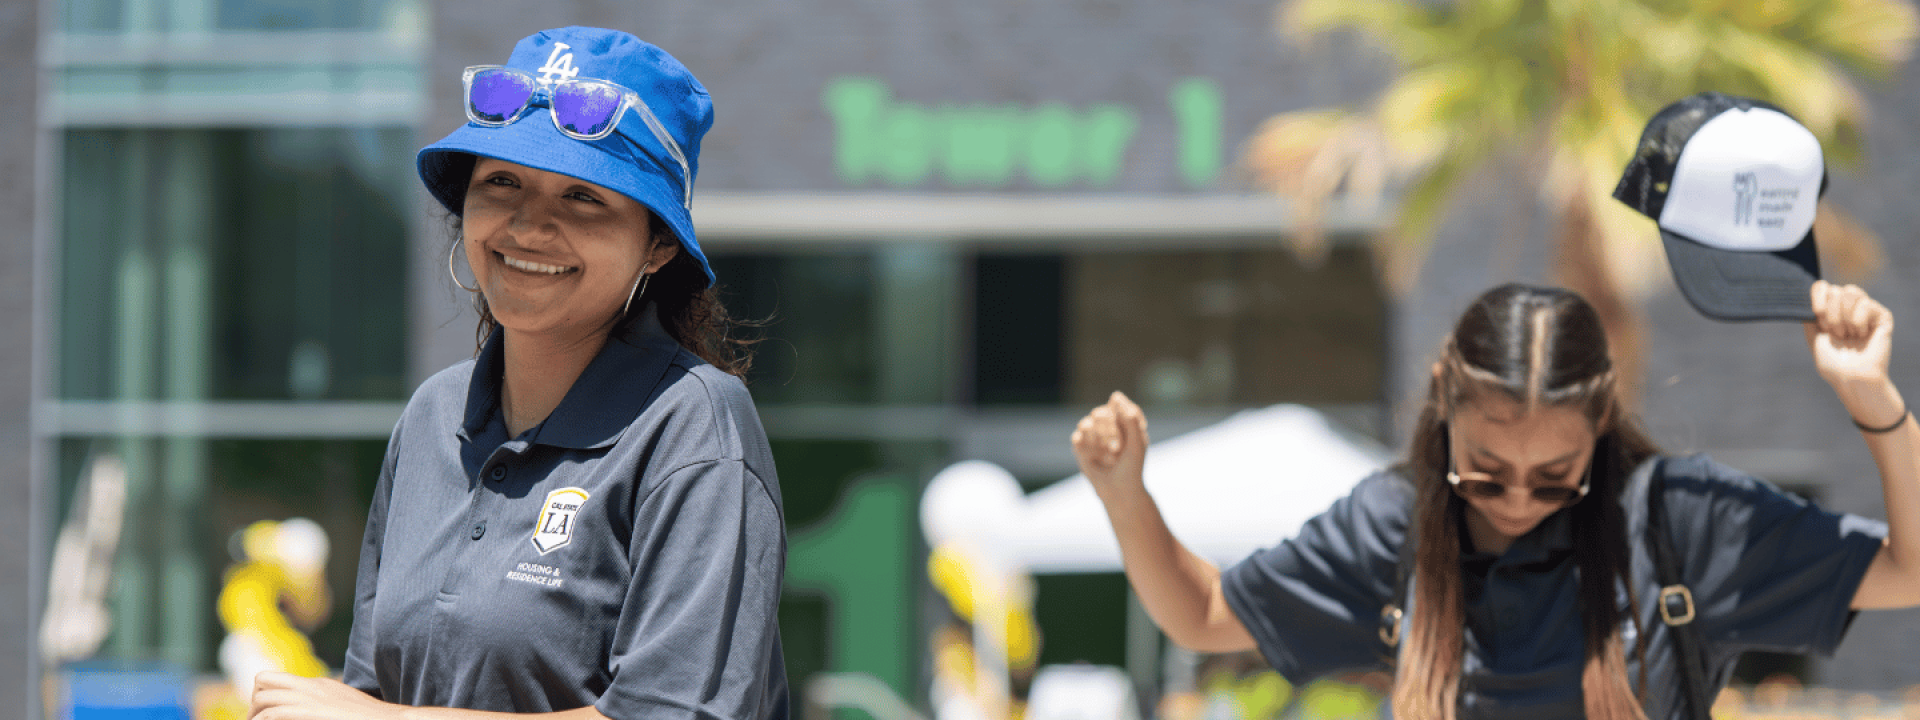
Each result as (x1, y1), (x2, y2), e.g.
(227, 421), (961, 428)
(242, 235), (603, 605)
(535, 42), (582, 85)
(1613, 92), (1827, 323)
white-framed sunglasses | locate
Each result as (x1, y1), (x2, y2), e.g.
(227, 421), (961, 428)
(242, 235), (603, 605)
(461, 64), (693, 209)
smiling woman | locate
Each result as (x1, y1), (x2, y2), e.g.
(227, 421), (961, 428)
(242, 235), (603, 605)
(245, 26), (790, 720)
(462, 158), (672, 344)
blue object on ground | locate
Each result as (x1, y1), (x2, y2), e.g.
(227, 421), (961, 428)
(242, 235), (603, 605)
(61, 662), (191, 720)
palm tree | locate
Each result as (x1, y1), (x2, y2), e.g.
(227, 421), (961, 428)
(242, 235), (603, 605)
(1245, 0), (1916, 397)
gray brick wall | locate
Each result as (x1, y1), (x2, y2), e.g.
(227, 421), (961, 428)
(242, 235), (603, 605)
(424, 0), (1391, 193)
(5, 0), (40, 714)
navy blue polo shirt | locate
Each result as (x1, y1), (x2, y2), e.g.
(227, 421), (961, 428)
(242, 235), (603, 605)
(340, 308), (789, 720)
(1221, 454), (1885, 720)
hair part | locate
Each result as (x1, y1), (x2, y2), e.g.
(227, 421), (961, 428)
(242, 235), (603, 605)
(1392, 284), (1657, 720)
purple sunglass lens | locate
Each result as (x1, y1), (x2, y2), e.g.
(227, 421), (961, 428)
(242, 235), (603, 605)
(469, 70), (536, 123)
(553, 82), (625, 137)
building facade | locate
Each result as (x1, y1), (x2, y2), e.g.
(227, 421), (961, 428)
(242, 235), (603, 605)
(16, 0), (1920, 717)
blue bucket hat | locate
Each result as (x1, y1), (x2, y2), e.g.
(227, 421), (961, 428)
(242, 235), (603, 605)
(418, 27), (715, 287)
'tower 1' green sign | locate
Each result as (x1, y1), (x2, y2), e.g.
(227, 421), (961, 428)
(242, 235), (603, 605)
(824, 76), (1223, 190)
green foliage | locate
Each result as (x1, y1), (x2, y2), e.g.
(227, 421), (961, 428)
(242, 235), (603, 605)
(1254, 0), (1915, 292)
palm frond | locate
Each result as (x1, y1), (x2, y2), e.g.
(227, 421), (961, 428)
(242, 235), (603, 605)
(1244, 0), (1915, 306)
(1805, 0), (1919, 75)
(1243, 110), (1394, 265)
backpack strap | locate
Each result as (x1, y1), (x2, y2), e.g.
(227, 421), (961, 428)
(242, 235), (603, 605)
(1380, 519), (1416, 651)
(1641, 457), (1713, 720)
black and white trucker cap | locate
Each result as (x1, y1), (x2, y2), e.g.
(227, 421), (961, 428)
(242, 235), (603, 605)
(1613, 92), (1826, 322)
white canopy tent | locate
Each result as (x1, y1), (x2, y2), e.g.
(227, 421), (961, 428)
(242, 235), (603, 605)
(922, 404), (1394, 574)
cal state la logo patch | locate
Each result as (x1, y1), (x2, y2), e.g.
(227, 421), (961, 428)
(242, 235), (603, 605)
(531, 487), (590, 554)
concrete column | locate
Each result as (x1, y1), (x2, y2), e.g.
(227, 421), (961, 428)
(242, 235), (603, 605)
(873, 243), (957, 405)
(159, 131), (211, 669)
(111, 131), (157, 661)
(873, 243), (958, 477)
(8, 0), (41, 714)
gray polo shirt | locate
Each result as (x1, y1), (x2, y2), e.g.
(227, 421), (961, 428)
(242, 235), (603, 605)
(1221, 453), (1885, 720)
(340, 308), (789, 720)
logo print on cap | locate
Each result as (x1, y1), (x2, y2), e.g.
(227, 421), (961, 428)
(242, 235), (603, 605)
(531, 487), (589, 554)
(536, 42), (581, 86)
(1733, 172), (1757, 226)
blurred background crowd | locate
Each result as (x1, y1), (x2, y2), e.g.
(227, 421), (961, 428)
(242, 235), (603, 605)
(8, 0), (1920, 718)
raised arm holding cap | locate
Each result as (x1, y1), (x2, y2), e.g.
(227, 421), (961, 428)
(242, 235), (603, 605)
(1613, 91), (1920, 609)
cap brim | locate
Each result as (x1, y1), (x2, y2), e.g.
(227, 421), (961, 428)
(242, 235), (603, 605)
(417, 110), (713, 288)
(1659, 228), (1818, 323)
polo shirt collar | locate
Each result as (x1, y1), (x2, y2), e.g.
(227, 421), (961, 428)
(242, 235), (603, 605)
(458, 306), (683, 450)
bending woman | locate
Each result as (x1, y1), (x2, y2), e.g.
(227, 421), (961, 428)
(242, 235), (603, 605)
(249, 27), (787, 720)
(1071, 282), (1920, 720)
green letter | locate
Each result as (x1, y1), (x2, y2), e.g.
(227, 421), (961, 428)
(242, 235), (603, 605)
(1025, 103), (1077, 188)
(942, 105), (1022, 187)
(1169, 78), (1222, 189)
(880, 104), (934, 186)
(1080, 105), (1138, 187)
(786, 477), (915, 702)
(822, 77), (889, 185)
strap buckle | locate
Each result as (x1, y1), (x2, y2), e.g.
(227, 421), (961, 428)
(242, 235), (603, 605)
(1379, 604), (1403, 647)
(1659, 584), (1696, 626)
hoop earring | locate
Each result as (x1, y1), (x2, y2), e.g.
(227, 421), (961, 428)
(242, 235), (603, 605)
(622, 266), (652, 317)
(448, 240), (481, 293)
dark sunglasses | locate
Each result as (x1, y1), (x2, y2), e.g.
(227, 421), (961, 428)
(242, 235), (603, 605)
(1447, 469), (1590, 506)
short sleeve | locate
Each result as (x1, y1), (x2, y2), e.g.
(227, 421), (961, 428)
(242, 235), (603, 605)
(340, 421), (401, 697)
(595, 458), (788, 720)
(1219, 470), (1414, 683)
(1660, 454), (1887, 656)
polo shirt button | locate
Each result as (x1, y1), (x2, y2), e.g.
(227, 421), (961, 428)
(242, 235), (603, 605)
(471, 521), (486, 540)
(489, 466), (507, 482)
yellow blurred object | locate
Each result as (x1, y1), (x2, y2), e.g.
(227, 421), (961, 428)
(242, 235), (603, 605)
(216, 518), (333, 697)
(192, 679), (248, 720)
(932, 625), (979, 691)
(1294, 678), (1379, 720)
(1200, 667), (1294, 720)
(927, 543), (1040, 671)
(217, 562), (330, 678)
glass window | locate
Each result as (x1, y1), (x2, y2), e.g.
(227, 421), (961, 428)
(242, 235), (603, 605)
(708, 253), (881, 404)
(1065, 245), (1385, 407)
(972, 254), (1066, 405)
(53, 437), (385, 671)
(60, 0), (421, 32)
(217, 0), (383, 30)
(59, 0), (124, 32)
(60, 128), (412, 403)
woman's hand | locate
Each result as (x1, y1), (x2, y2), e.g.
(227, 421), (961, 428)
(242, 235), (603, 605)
(1071, 391), (1151, 499)
(249, 673), (401, 720)
(1805, 281), (1901, 426)
(1068, 391), (1257, 651)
